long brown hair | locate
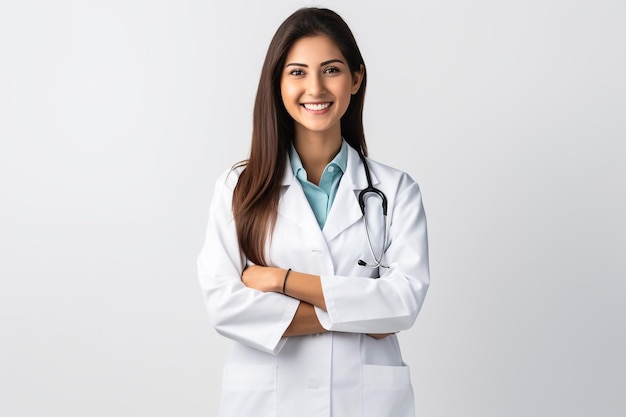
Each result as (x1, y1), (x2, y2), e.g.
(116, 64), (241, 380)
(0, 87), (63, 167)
(232, 7), (368, 265)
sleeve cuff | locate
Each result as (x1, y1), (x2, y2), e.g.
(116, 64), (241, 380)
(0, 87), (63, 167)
(265, 296), (300, 355)
(314, 306), (331, 330)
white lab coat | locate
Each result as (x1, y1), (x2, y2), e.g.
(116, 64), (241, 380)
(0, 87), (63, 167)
(197, 145), (429, 417)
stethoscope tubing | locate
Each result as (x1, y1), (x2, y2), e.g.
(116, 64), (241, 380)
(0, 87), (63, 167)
(356, 149), (390, 269)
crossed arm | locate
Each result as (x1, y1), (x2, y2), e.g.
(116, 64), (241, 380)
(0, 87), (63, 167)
(241, 265), (391, 339)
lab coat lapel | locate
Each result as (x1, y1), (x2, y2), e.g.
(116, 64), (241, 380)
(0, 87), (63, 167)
(322, 145), (376, 242)
(277, 156), (323, 236)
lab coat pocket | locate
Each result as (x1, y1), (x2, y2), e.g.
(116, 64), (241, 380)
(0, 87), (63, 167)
(219, 362), (277, 417)
(361, 364), (414, 417)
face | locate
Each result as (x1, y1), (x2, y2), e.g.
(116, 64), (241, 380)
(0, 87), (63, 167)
(280, 35), (363, 141)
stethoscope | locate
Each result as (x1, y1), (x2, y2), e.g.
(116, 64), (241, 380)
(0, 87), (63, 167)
(356, 150), (390, 269)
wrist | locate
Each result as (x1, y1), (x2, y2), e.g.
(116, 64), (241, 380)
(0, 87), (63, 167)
(275, 268), (287, 292)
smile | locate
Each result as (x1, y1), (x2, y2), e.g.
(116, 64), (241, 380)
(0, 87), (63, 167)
(302, 102), (332, 111)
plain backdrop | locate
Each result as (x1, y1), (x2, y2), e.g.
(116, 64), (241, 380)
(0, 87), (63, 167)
(1, 1), (625, 416)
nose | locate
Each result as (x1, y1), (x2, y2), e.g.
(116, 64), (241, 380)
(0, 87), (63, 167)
(306, 73), (325, 96)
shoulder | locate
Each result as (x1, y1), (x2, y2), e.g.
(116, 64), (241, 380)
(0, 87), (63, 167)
(215, 164), (245, 192)
(366, 157), (422, 194)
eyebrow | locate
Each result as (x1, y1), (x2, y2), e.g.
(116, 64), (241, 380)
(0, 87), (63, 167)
(285, 59), (346, 68)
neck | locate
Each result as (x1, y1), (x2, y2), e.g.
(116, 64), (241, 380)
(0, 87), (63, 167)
(293, 128), (342, 186)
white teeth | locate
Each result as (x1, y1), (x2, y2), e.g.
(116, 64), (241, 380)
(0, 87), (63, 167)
(303, 102), (331, 111)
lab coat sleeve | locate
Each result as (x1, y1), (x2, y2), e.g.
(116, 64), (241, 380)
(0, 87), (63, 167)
(197, 170), (300, 355)
(315, 174), (430, 334)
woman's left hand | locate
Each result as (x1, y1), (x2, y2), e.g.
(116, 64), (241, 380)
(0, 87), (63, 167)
(241, 265), (284, 293)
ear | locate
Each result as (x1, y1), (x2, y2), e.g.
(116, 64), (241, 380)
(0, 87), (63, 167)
(351, 64), (364, 95)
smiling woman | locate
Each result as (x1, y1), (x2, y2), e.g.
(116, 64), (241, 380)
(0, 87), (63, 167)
(197, 7), (429, 417)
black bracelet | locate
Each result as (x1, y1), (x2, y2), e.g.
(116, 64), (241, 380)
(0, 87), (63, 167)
(282, 268), (292, 294)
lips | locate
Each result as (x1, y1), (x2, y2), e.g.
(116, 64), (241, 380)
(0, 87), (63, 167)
(302, 102), (332, 111)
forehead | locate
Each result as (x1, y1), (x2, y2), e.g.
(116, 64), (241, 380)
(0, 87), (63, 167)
(285, 35), (345, 63)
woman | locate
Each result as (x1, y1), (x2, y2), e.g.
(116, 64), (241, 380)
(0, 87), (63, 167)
(198, 7), (429, 417)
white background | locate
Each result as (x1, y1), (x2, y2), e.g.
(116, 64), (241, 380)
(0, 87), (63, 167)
(1, 1), (624, 416)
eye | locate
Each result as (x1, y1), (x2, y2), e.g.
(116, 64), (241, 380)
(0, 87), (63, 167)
(289, 69), (305, 76)
(323, 66), (340, 75)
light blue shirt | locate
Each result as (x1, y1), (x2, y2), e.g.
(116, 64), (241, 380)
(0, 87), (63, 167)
(289, 140), (348, 229)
